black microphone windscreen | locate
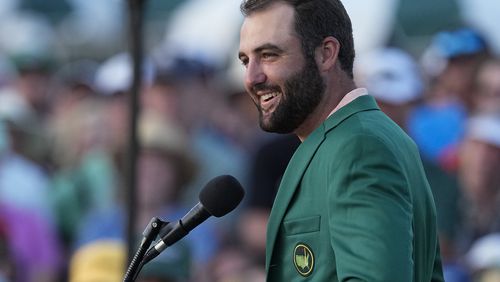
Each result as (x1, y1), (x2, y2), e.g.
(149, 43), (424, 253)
(199, 175), (245, 217)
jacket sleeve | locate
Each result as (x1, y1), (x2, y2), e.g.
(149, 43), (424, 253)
(326, 133), (414, 282)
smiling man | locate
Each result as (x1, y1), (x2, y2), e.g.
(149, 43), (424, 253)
(238, 0), (444, 281)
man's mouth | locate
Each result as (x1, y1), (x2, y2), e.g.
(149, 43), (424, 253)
(259, 91), (281, 111)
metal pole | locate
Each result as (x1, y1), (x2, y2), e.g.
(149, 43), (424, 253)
(126, 0), (145, 263)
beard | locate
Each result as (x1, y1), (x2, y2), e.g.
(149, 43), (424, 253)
(255, 56), (325, 133)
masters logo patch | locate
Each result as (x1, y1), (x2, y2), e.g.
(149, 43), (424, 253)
(293, 243), (314, 276)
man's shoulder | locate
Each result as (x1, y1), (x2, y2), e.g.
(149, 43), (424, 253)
(321, 110), (418, 160)
(326, 109), (403, 141)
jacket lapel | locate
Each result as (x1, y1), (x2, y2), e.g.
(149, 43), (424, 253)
(265, 123), (326, 271)
(265, 95), (380, 271)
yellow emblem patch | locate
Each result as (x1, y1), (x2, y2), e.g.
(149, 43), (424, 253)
(293, 243), (314, 276)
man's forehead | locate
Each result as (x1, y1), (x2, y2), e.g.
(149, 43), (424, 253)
(240, 2), (296, 49)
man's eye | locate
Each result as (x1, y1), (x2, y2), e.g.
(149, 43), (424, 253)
(262, 53), (277, 59)
(239, 58), (249, 67)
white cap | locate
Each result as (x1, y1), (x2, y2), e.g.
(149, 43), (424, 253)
(466, 114), (500, 147)
(466, 233), (500, 272)
(94, 53), (155, 95)
(354, 47), (423, 105)
(0, 11), (56, 60)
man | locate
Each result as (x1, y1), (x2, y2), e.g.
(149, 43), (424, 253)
(238, 0), (444, 281)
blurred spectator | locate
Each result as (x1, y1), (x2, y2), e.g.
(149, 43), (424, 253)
(69, 239), (190, 282)
(72, 111), (219, 280)
(0, 15), (63, 281)
(69, 240), (125, 282)
(48, 53), (153, 248)
(10, 52), (54, 120)
(0, 11), (58, 121)
(0, 80), (50, 167)
(0, 42), (55, 175)
(132, 111), (197, 233)
(471, 58), (500, 115)
(421, 28), (490, 107)
(141, 71), (182, 123)
(50, 59), (100, 108)
(236, 208), (268, 266)
(457, 113), (500, 251)
(409, 28), (490, 171)
(466, 233), (500, 282)
(141, 57), (211, 126)
(355, 47), (423, 128)
(0, 203), (62, 282)
(48, 94), (121, 246)
(246, 134), (299, 210)
(0, 92), (54, 223)
(169, 55), (261, 214)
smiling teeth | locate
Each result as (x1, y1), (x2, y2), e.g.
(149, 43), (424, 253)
(261, 92), (279, 102)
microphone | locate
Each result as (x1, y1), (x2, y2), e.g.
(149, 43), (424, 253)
(143, 175), (245, 263)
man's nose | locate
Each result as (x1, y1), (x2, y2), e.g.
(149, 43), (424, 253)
(245, 61), (267, 90)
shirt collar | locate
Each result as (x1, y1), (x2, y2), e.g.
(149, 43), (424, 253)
(328, 88), (368, 118)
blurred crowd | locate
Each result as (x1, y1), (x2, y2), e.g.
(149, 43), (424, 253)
(0, 1), (500, 282)
(354, 29), (500, 282)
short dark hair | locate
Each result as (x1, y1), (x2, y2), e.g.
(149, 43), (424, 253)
(241, 0), (355, 78)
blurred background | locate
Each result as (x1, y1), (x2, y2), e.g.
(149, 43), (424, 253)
(0, 0), (500, 281)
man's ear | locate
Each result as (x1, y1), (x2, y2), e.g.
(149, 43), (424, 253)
(316, 36), (340, 72)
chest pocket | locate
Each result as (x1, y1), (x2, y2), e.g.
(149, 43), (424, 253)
(283, 215), (321, 236)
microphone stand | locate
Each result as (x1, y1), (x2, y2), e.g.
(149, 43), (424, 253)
(123, 217), (169, 281)
(125, 0), (146, 265)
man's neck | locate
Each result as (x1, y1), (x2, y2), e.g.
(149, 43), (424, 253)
(294, 80), (357, 141)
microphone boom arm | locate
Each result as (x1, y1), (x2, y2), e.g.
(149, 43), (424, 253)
(142, 204), (210, 264)
(123, 217), (169, 282)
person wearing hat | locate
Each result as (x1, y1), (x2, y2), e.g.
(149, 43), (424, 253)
(354, 47), (424, 129)
(69, 239), (191, 282)
(71, 111), (214, 280)
(457, 113), (500, 252)
(409, 28), (491, 170)
(466, 233), (500, 282)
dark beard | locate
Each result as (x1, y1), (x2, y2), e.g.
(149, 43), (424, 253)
(258, 57), (325, 133)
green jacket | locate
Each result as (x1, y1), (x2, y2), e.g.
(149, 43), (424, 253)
(266, 95), (444, 281)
